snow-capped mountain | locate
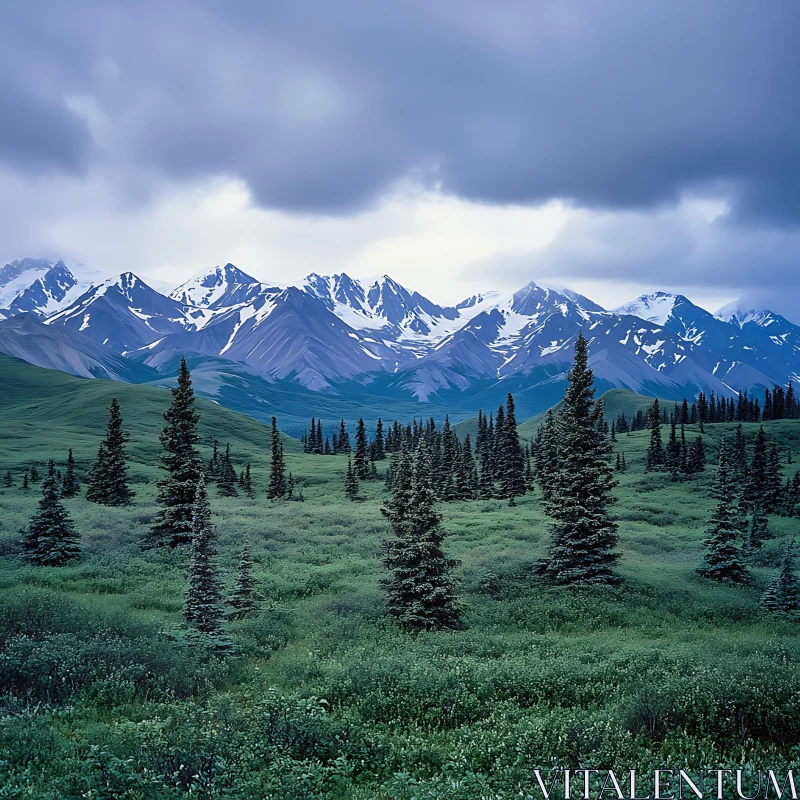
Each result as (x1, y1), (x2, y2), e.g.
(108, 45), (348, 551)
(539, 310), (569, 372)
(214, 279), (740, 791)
(170, 263), (277, 309)
(0, 258), (56, 308)
(2, 257), (800, 417)
(45, 272), (199, 354)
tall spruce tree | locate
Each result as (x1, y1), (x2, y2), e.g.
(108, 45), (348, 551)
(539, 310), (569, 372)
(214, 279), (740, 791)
(381, 442), (463, 631)
(3, 470), (13, 488)
(23, 460), (81, 565)
(345, 458), (360, 500)
(151, 359), (202, 547)
(267, 417), (287, 500)
(533, 408), (560, 503)
(228, 538), (259, 619)
(86, 398), (134, 506)
(762, 540), (800, 615)
(354, 418), (370, 480)
(698, 442), (749, 583)
(217, 443), (239, 497)
(183, 477), (225, 637)
(498, 393), (527, 501)
(645, 400), (666, 472)
(61, 449), (80, 497)
(373, 419), (386, 460)
(545, 332), (619, 585)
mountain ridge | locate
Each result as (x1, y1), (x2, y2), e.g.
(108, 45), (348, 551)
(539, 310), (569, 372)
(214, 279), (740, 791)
(1, 257), (798, 427)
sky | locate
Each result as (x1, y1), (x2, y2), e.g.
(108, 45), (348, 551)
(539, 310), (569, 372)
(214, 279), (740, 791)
(1, 1), (799, 318)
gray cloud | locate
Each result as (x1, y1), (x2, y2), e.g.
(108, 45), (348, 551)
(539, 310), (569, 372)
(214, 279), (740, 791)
(466, 199), (800, 321)
(1, 0), (799, 222)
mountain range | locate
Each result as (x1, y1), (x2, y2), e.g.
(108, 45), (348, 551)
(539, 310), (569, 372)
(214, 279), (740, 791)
(0, 257), (797, 433)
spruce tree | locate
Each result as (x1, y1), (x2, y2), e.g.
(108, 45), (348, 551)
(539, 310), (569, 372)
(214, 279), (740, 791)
(23, 460), (81, 565)
(183, 477), (225, 637)
(762, 540), (800, 615)
(22, 472), (29, 490)
(374, 419), (386, 460)
(533, 409), (560, 502)
(228, 538), (259, 619)
(30, 464), (39, 482)
(3, 470), (13, 488)
(151, 359), (202, 547)
(354, 418), (370, 480)
(61, 449), (80, 497)
(267, 416), (287, 500)
(217, 443), (239, 497)
(498, 393), (526, 501)
(645, 400), (666, 472)
(744, 427), (769, 510)
(743, 504), (771, 556)
(345, 458), (360, 500)
(86, 398), (134, 506)
(381, 444), (463, 631)
(698, 442), (749, 583)
(545, 332), (619, 585)
(242, 463), (255, 498)
(687, 435), (706, 473)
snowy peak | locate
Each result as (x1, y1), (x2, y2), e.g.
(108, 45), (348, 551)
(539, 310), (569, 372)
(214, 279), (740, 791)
(7, 262), (77, 316)
(170, 263), (268, 308)
(0, 258), (53, 308)
(613, 292), (689, 325)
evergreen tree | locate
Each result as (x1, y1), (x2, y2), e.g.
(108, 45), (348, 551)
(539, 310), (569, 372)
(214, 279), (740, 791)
(545, 332), (619, 585)
(336, 420), (351, 454)
(373, 419), (386, 460)
(762, 540), (800, 615)
(151, 359), (202, 547)
(207, 440), (220, 480)
(61, 449), (80, 497)
(86, 398), (134, 506)
(241, 463), (255, 498)
(183, 477), (224, 637)
(345, 458), (360, 500)
(286, 472), (295, 499)
(497, 393), (527, 501)
(665, 417), (682, 480)
(22, 460), (81, 565)
(267, 417), (287, 500)
(743, 427), (769, 510)
(698, 442), (749, 583)
(3, 470), (13, 488)
(381, 445), (463, 631)
(731, 424), (748, 482)
(765, 441), (784, 512)
(228, 538), (259, 619)
(22, 472), (29, 490)
(29, 464), (39, 482)
(217, 443), (239, 497)
(645, 399), (666, 472)
(687, 435), (706, 473)
(533, 408), (560, 502)
(743, 504), (771, 556)
(354, 418), (370, 480)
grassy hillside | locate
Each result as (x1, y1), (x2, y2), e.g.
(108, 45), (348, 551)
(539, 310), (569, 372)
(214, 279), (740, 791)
(0, 353), (301, 476)
(2, 358), (800, 797)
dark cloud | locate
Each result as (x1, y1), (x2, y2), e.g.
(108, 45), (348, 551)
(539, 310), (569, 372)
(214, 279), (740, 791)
(2, 0), (799, 223)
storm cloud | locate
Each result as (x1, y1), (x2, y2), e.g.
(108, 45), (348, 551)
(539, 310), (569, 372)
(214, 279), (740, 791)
(2, 0), (799, 219)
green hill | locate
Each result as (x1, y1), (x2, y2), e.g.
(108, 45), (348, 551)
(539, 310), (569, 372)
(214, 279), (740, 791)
(0, 352), (301, 478)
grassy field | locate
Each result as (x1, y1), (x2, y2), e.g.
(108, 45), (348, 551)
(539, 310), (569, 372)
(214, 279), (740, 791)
(1, 355), (800, 798)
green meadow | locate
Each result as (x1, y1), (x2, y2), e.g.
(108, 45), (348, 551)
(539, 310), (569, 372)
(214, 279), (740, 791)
(1, 353), (800, 799)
